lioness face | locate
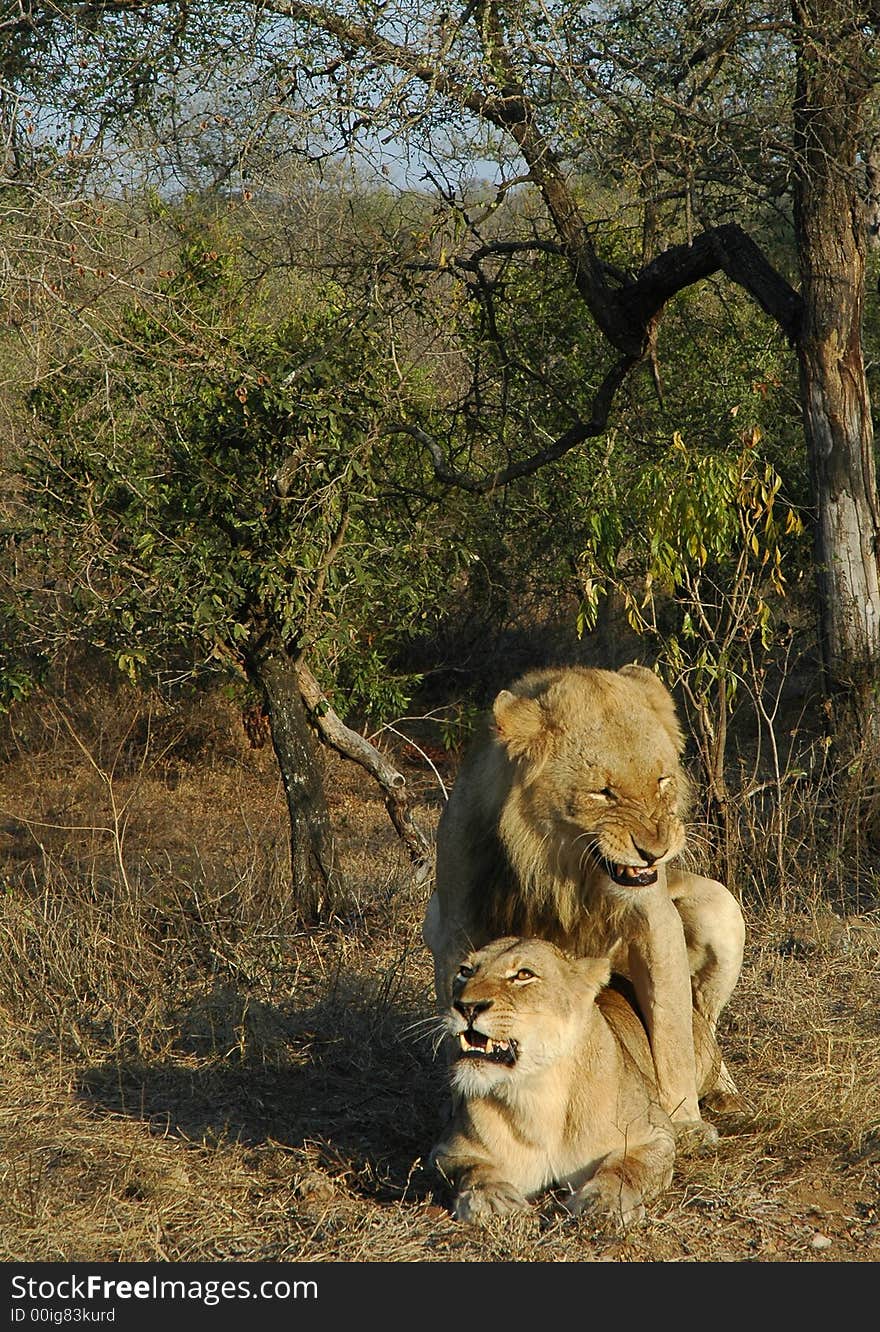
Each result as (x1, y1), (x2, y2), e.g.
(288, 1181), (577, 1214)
(494, 668), (687, 892)
(445, 937), (608, 1097)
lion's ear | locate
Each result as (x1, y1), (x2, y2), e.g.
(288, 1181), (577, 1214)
(492, 689), (553, 761)
(618, 663), (684, 753)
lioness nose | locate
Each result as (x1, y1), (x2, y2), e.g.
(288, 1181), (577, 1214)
(454, 998), (494, 1023)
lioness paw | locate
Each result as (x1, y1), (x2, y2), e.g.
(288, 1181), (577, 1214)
(564, 1178), (646, 1230)
(453, 1181), (529, 1223)
(673, 1118), (719, 1153)
(701, 1088), (752, 1120)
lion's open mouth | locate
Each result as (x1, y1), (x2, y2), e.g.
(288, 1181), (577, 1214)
(600, 858), (658, 888)
(456, 1029), (518, 1066)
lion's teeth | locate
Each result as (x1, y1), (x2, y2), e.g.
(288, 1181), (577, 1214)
(459, 1033), (469, 1051)
(484, 1037), (495, 1053)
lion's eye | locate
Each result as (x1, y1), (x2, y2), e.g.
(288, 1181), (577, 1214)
(457, 963), (475, 980)
(598, 787), (616, 800)
(512, 968), (536, 982)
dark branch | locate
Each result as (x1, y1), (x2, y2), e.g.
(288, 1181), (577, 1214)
(388, 354), (637, 495)
(621, 224), (803, 343)
(456, 239), (565, 264)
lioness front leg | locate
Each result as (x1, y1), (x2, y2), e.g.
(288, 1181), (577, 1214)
(564, 1135), (675, 1230)
(432, 1150), (529, 1223)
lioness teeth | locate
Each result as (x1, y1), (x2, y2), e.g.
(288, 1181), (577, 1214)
(457, 1030), (517, 1063)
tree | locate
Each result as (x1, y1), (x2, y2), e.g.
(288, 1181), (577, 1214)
(213, 0), (877, 736)
(7, 8), (879, 720)
(23, 215), (452, 918)
(791, 0), (880, 711)
(7, 0), (880, 903)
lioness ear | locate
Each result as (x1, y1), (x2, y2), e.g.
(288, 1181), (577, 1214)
(618, 663), (684, 753)
(573, 956), (612, 993)
(492, 689), (553, 761)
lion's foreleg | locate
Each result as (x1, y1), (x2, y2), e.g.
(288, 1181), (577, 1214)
(667, 872), (745, 1028)
(422, 892), (475, 1012)
(667, 872), (747, 1113)
(626, 895), (715, 1141)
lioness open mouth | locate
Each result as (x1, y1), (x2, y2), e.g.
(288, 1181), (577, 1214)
(600, 858), (659, 888)
(456, 1029), (518, 1066)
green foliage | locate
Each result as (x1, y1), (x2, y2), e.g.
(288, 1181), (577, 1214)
(577, 428), (803, 621)
(0, 609), (39, 713)
(575, 424), (805, 799)
(23, 218), (458, 723)
(404, 202), (807, 684)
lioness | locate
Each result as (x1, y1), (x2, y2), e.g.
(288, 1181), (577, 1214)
(431, 936), (721, 1225)
(423, 664), (745, 1138)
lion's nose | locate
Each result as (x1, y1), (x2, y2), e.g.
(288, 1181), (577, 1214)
(454, 997), (494, 1024)
(632, 841), (658, 866)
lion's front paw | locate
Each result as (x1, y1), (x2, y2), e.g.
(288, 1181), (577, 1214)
(672, 1117), (719, 1153)
(453, 1181), (529, 1223)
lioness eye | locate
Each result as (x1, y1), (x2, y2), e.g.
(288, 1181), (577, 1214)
(598, 787), (616, 800)
(457, 963), (474, 979)
(513, 968), (536, 982)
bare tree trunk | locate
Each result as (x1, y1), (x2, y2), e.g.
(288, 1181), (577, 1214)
(793, 0), (880, 736)
(292, 660), (432, 880)
(254, 643), (338, 922)
(247, 641), (434, 920)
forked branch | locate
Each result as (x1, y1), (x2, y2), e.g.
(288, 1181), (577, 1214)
(294, 660), (433, 881)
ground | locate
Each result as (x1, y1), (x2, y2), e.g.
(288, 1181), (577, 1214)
(0, 684), (877, 1263)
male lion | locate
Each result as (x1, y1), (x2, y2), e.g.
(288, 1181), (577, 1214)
(431, 936), (721, 1225)
(423, 664), (745, 1138)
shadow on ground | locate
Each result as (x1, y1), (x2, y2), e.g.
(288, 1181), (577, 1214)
(76, 978), (449, 1204)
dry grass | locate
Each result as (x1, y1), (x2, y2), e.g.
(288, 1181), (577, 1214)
(0, 683), (878, 1263)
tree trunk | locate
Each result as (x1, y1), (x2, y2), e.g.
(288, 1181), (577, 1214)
(793, 1), (880, 734)
(293, 660), (433, 881)
(252, 642), (338, 922)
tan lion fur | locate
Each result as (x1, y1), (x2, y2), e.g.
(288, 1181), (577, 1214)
(423, 664), (746, 1134)
(431, 937), (721, 1226)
